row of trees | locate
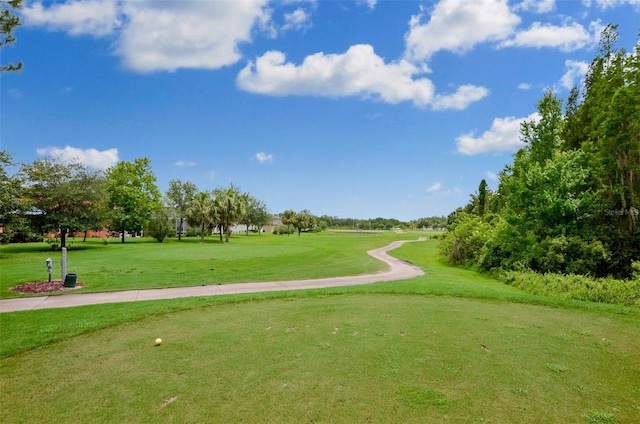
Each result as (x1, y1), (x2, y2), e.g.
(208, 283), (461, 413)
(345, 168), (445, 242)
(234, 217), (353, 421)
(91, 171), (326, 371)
(0, 154), (271, 246)
(313, 215), (446, 231)
(171, 181), (271, 244)
(441, 25), (639, 278)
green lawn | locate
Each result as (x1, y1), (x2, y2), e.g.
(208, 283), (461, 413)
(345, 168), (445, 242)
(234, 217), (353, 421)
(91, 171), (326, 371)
(0, 232), (413, 298)
(1, 234), (638, 423)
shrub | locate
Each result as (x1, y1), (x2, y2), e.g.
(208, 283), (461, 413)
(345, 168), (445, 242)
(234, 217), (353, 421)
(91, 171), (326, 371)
(273, 224), (293, 235)
(185, 228), (197, 237)
(500, 270), (640, 306)
(147, 211), (175, 242)
(632, 261), (640, 281)
(536, 236), (610, 276)
(439, 213), (494, 267)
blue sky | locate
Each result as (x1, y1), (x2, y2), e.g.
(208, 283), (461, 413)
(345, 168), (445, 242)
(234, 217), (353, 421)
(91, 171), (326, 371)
(1, 0), (639, 221)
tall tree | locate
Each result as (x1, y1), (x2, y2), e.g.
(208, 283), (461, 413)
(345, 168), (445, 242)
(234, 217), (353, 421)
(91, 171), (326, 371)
(105, 158), (161, 243)
(281, 209), (295, 236)
(186, 191), (215, 243)
(165, 179), (197, 240)
(240, 195), (270, 235)
(477, 179), (488, 217)
(0, 0), (22, 72)
(521, 91), (564, 165)
(214, 184), (247, 243)
(292, 210), (317, 236)
(19, 157), (105, 248)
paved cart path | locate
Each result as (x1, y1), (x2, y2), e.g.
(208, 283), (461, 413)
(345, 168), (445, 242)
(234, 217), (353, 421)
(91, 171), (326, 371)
(0, 239), (425, 313)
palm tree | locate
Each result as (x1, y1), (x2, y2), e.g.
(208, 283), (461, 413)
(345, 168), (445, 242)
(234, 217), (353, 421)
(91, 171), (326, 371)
(281, 209), (295, 236)
(214, 184), (248, 243)
(186, 191), (214, 243)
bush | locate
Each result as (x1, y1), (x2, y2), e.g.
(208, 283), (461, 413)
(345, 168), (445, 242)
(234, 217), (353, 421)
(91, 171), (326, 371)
(147, 212), (174, 242)
(536, 236), (610, 276)
(185, 228), (197, 237)
(500, 270), (640, 306)
(273, 224), (293, 235)
(632, 262), (640, 281)
(439, 213), (493, 266)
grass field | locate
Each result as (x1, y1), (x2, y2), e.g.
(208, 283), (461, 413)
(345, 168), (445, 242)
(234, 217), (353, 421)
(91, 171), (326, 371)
(1, 233), (639, 423)
(0, 232), (410, 298)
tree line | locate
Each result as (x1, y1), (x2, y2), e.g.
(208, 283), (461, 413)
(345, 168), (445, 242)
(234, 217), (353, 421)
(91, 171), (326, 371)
(441, 25), (639, 279)
(0, 153), (445, 247)
(0, 155), (271, 246)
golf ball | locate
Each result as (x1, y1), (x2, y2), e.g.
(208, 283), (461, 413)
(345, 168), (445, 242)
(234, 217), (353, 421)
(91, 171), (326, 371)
(154, 338), (162, 346)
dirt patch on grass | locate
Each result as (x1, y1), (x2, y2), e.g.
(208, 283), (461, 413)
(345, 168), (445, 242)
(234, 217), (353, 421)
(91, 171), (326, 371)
(10, 281), (85, 294)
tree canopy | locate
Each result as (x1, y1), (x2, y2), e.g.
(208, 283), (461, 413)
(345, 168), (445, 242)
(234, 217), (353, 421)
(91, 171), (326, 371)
(165, 179), (197, 240)
(442, 25), (640, 278)
(105, 158), (161, 243)
(19, 157), (105, 248)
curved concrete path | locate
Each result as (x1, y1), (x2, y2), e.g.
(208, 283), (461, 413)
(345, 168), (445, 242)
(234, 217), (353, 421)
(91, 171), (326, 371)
(0, 239), (425, 313)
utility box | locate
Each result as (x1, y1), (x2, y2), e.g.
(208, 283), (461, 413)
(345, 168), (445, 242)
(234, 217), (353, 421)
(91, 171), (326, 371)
(63, 273), (77, 288)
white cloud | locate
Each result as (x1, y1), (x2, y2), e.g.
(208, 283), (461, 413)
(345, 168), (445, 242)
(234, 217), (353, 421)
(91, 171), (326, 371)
(514, 0), (556, 13)
(238, 45), (434, 105)
(427, 182), (443, 193)
(175, 160), (198, 167)
(36, 146), (119, 169)
(499, 21), (602, 51)
(237, 44), (487, 109)
(118, 0), (269, 73)
(24, 0), (270, 73)
(456, 113), (540, 155)
(432, 85), (489, 111)
(23, 0), (121, 37)
(256, 152), (274, 163)
(404, 0), (520, 63)
(282, 8), (311, 31)
(518, 82), (532, 90)
(357, 0), (377, 10)
(587, 0), (640, 9)
(559, 60), (589, 90)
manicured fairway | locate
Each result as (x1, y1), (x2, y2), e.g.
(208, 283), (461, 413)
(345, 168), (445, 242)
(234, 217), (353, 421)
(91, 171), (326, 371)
(1, 295), (638, 423)
(0, 233), (411, 298)
(1, 235), (638, 423)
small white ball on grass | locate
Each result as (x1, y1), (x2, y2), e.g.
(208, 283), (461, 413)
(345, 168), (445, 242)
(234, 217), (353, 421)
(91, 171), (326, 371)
(154, 338), (162, 346)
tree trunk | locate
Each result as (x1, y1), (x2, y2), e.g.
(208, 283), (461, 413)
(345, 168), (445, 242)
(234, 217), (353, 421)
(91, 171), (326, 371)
(83, 230), (88, 242)
(121, 226), (125, 243)
(219, 225), (223, 242)
(60, 227), (67, 248)
(178, 217), (184, 241)
(200, 222), (205, 243)
(225, 221), (230, 243)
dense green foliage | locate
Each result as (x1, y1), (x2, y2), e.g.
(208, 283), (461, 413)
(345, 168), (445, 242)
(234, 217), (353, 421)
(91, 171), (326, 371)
(105, 158), (162, 243)
(146, 208), (175, 242)
(18, 158), (106, 248)
(443, 25), (640, 279)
